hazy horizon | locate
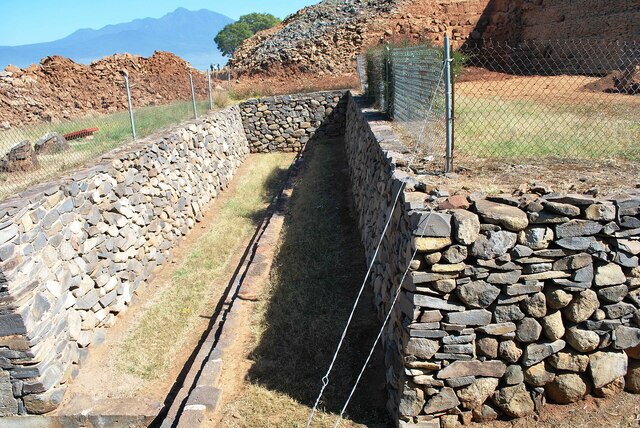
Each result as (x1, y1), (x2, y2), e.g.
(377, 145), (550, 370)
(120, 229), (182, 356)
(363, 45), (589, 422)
(0, 1), (318, 47)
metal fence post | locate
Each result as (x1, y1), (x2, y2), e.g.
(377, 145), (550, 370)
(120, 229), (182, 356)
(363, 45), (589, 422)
(122, 70), (136, 141)
(207, 70), (213, 111)
(189, 71), (198, 119)
(385, 45), (391, 115)
(444, 35), (453, 173)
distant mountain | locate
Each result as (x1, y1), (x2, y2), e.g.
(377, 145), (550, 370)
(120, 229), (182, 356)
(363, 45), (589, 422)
(0, 8), (233, 70)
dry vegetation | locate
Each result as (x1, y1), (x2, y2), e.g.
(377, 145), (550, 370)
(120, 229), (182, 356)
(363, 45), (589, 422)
(218, 140), (389, 428)
(60, 153), (295, 409)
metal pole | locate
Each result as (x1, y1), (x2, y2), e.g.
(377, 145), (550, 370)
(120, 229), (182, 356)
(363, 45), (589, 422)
(227, 64), (231, 89)
(122, 71), (136, 141)
(189, 71), (198, 119)
(207, 70), (213, 111)
(444, 35), (453, 173)
(384, 45), (390, 114)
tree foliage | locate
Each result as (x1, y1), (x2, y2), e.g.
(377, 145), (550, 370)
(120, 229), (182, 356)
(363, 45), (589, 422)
(214, 13), (281, 57)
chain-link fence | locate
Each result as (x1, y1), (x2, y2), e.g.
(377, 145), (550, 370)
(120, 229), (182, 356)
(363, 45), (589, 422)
(456, 39), (640, 160)
(362, 44), (449, 172)
(390, 46), (447, 168)
(0, 69), (221, 200)
(362, 38), (640, 170)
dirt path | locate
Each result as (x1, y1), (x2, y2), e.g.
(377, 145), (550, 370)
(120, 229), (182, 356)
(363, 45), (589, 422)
(55, 153), (294, 416)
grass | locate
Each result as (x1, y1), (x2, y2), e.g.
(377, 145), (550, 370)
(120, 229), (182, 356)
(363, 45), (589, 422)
(454, 94), (640, 160)
(220, 139), (389, 428)
(0, 99), (211, 199)
(115, 153), (295, 380)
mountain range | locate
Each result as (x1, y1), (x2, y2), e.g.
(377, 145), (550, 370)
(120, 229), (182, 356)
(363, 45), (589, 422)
(0, 8), (233, 70)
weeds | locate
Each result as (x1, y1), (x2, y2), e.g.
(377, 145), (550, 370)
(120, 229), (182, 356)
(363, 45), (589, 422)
(116, 153), (294, 380)
(220, 139), (389, 428)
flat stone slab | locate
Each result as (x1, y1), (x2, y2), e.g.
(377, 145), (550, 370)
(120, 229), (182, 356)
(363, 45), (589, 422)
(437, 360), (507, 379)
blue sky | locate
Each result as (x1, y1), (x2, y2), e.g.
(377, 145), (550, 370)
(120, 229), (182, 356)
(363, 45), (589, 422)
(0, 0), (318, 46)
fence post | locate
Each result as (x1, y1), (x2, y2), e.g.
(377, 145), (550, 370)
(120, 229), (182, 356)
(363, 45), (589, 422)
(385, 45), (391, 115)
(207, 70), (213, 111)
(444, 35), (453, 173)
(189, 71), (198, 119)
(227, 65), (231, 89)
(122, 70), (136, 141)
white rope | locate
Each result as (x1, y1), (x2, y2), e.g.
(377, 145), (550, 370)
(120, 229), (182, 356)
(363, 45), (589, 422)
(333, 65), (448, 427)
(306, 180), (405, 427)
(333, 210), (433, 427)
(306, 60), (446, 427)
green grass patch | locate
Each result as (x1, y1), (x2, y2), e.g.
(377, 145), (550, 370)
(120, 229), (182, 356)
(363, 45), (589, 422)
(454, 94), (640, 160)
(221, 140), (388, 428)
(116, 153), (294, 380)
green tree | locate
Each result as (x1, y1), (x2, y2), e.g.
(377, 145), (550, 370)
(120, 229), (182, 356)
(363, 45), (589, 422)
(214, 13), (281, 56)
(238, 13), (280, 33)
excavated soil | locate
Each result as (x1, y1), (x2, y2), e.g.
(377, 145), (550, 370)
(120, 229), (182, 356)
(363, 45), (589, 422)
(0, 51), (208, 128)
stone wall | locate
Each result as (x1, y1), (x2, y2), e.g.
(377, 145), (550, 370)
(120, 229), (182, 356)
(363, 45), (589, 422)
(240, 91), (347, 153)
(344, 93), (416, 420)
(0, 106), (249, 416)
(344, 92), (640, 427)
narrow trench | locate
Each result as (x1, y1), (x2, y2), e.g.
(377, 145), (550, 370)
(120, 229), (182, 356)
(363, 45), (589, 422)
(218, 138), (391, 427)
(52, 135), (391, 426)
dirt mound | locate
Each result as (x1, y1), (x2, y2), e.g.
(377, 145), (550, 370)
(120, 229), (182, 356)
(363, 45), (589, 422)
(0, 51), (208, 128)
(585, 65), (640, 95)
(230, 0), (640, 86)
(228, 0), (497, 79)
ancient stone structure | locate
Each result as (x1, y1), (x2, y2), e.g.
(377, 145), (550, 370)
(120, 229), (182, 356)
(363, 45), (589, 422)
(344, 92), (640, 427)
(230, 0), (640, 79)
(0, 106), (248, 416)
(1, 90), (639, 425)
(240, 91), (346, 153)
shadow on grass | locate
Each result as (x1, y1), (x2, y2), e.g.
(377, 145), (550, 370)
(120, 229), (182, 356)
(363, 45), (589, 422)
(247, 139), (390, 426)
(142, 155), (295, 427)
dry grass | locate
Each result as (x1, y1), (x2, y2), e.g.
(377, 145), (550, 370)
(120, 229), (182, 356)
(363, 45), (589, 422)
(229, 73), (359, 101)
(115, 153), (295, 380)
(212, 90), (230, 108)
(219, 139), (390, 428)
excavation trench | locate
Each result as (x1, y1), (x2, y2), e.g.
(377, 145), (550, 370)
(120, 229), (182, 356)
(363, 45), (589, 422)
(49, 153), (296, 424)
(21, 136), (388, 427)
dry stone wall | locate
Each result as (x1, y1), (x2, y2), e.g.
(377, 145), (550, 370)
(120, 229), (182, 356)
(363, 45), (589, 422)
(344, 91), (640, 427)
(240, 91), (347, 153)
(344, 93), (415, 419)
(0, 106), (249, 416)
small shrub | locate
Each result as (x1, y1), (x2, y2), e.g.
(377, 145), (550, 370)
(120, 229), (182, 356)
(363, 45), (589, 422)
(212, 90), (229, 108)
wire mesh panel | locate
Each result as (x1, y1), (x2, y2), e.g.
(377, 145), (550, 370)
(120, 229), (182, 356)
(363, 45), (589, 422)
(390, 46), (447, 169)
(355, 54), (367, 93)
(0, 70), (215, 200)
(365, 47), (387, 112)
(455, 39), (640, 160)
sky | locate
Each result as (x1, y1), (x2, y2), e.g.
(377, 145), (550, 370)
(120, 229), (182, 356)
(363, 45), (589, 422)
(0, 0), (318, 46)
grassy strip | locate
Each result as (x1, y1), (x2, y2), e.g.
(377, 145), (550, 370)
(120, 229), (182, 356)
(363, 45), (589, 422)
(221, 140), (389, 427)
(455, 95), (640, 159)
(116, 153), (294, 380)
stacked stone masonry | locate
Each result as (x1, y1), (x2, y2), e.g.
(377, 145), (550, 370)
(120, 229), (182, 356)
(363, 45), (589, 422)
(0, 90), (347, 417)
(2, 89), (638, 425)
(344, 92), (640, 427)
(0, 106), (249, 416)
(240, 91), (346, 153)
